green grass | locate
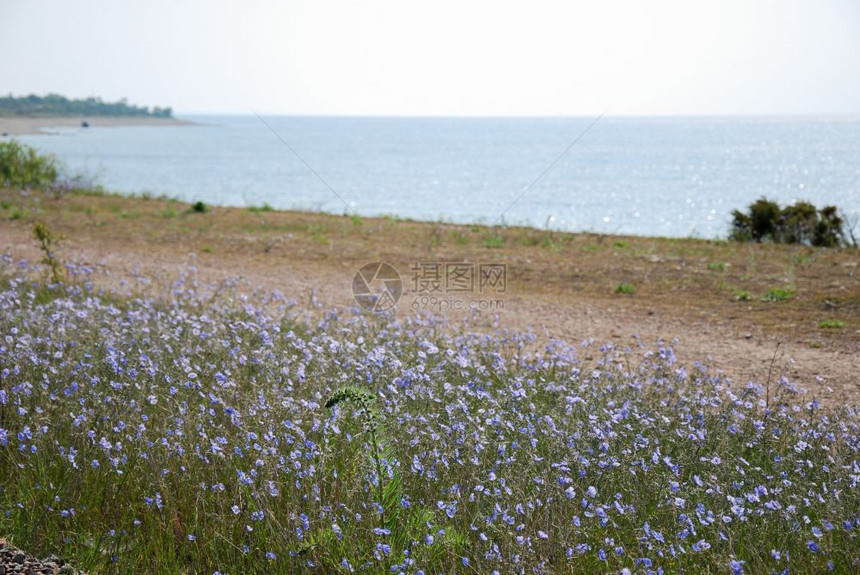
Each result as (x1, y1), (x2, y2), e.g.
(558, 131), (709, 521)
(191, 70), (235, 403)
(482, 234), (506, 248)
(8, 207), (29, 221)
(733, 289), (753, 301)
(248, 203), (275, 214)
(540, 235), (561, 252)
(308, 224), (329, 244)
(818, 318), (845, 329)
(614, 282), (635, 295)
(761, 287), (795, 302)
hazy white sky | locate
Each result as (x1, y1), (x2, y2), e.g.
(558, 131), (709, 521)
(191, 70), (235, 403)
(2, 0), (859, 116)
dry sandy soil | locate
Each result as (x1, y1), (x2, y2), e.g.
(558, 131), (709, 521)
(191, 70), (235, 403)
(0, 116), (189, 136)
(1, 190), (858, 404)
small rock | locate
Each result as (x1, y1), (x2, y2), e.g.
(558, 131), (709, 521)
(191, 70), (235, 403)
(12, 551), (26, 564)
(42, 555), (61, 566)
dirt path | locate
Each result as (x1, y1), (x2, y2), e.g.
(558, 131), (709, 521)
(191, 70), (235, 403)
(2, 227), (856, 405)
(1, 192), (857, 403)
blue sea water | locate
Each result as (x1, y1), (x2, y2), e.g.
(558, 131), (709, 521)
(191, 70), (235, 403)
(14, 115), (860, 238)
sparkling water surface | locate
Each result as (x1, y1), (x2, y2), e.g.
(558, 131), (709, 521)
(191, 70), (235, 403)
(16, 115), (860, 238)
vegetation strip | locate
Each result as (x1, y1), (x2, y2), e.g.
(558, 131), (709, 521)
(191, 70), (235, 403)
(0, 257), (858, 573)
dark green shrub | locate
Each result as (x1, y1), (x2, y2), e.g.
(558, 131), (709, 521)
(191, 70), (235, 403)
(814, 206), (844, 248)
(730, 198), (780, 242)
(190, 201), (208, 213)
(0, 140), (59, 188)
(778, 201), (818, 244)
(730, 197), (848, 247)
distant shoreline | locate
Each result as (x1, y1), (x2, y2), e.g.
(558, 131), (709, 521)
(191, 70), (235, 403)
(0, 115), (191, 136)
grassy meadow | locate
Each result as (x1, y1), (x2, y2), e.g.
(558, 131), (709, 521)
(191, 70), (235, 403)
(0, 225), (859, 573)
(0, 146), (859, 572)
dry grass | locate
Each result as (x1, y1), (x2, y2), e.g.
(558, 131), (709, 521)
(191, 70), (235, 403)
(1, 187), (858, 402)
(3, 188), (856, 346)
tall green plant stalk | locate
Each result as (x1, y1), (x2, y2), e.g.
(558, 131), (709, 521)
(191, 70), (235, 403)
(325, 386), (397, 533)
(33, 221), (64, 283)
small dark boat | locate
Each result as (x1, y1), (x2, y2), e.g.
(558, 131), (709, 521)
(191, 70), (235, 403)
(81, 121), (89, 128)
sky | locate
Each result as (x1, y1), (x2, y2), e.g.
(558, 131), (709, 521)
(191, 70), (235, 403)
(2, 0), (859, 116)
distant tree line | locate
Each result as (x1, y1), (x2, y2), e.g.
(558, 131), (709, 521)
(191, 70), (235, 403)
(0, 93), (172, 118)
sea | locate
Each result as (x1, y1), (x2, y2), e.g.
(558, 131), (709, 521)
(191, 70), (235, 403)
(14, 115), (860, 239)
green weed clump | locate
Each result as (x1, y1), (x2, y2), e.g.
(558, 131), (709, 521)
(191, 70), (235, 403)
(0, 140), (59, 188)
(761, 287), (795, 302)
(614, 282), (635, 295)
(482, 234), (506, 248)
(733, 289), (753, 301)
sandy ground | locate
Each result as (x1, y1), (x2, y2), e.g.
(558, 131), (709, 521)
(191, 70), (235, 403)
(0, 116), (190, 136)
(1, 218), (856, 405)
